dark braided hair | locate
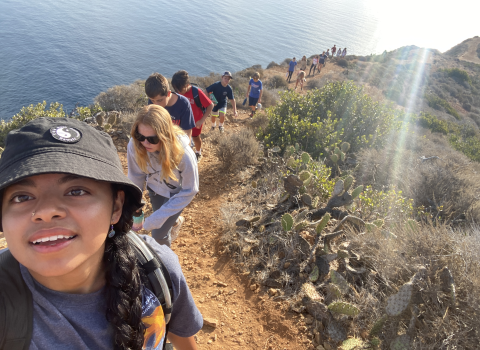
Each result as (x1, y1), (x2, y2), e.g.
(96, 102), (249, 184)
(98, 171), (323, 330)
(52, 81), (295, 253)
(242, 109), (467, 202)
(104, 184), (146, 350)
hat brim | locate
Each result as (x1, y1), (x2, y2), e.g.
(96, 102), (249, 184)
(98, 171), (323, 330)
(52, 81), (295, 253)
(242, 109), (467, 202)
(0, 150), (143, 208)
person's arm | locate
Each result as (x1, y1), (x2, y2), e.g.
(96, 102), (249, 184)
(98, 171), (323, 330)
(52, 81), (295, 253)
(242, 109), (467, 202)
(126, 140), (147, 190)
(230, 98), (237, 117)
(196, 102), (213, 128)
(167, 334), (198, 350)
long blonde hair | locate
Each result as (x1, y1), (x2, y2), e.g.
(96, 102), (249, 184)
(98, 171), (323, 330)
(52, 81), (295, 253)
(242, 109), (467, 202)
(131, 105), (185, 181)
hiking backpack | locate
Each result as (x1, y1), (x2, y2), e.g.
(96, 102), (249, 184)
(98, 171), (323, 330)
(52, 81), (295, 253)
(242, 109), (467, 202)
(190, 84), (206, 113)
(0, 231), (174, 350)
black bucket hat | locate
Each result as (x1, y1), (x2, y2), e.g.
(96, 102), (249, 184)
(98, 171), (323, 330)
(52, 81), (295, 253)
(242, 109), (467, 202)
(0, 117), (143, 213)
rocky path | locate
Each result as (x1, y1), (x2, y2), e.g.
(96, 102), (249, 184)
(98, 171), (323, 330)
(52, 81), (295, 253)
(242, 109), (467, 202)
(118, 114), (310, 349)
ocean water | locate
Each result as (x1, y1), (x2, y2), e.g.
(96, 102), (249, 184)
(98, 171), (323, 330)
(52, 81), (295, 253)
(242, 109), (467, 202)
(0, 0), (478, 119)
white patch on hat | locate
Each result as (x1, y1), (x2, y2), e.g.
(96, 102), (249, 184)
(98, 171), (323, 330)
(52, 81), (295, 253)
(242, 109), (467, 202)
(50, 126), (82, 143)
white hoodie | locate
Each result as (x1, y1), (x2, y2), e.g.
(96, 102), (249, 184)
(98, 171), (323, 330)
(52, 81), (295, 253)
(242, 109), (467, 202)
(127, 134), (199, 231)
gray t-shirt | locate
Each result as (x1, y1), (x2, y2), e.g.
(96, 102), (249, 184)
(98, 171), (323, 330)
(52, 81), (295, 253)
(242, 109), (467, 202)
(18, 235), (202, 350)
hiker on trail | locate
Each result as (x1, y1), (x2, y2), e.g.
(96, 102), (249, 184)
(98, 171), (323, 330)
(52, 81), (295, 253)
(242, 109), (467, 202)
(286, 57), (297, 83)
(331, 45), (337, 57)
(337, 48), (342, 58)
(171, 70), (214, 162)
(299, 55), (307, 71)
(127, 105), (199, 247)
(146, 72), (195, 139)
(309, 55), (319, 76)
(206, 71), (237, 133)
(322, 51), (328, 67)
(342, 48), (347, 57)
(295, 70), (306, 90)
(246, 71), (263, 118)
(0, 117), (202, 350)
(326, 49), (330, 60)
(318, 52), (326, 73)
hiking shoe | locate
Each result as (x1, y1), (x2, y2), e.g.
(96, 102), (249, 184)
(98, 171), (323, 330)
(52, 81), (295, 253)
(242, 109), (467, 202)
(219, 125), (225, 133)
(211, 126), (216, 131)
(195, 152), (202, 162)
(171, 216), (184, 242)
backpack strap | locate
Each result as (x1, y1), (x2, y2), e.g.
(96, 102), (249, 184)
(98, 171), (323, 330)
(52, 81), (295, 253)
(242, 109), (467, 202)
(190, 85), (206, 113)
(0, 250), (33, 350)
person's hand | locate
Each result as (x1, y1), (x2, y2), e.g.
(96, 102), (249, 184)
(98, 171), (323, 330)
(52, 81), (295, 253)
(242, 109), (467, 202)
(195, 119), (204, 128)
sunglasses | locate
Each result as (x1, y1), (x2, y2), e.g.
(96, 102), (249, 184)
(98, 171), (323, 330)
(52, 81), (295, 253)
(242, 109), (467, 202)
(134, 131), (160, 145)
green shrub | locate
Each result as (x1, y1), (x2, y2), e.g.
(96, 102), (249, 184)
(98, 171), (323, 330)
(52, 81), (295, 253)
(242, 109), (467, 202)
(267, 61), (279, 69)
(417, 112), (452, 134)
(449, 133), (480, 162)
(94, 80), (146, 112)
(261, 81), (400, 158)
(442, 68), (472, 86)
(337, 59), (348, 68)
(215, 129), (261, 170)
(267, 75), (288, 89)
(425, 94), (460, 119)
(0, 102), (66, 147)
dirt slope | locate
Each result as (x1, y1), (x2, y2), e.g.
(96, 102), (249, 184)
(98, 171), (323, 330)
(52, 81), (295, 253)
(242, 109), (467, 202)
(458, 36), (480, 64)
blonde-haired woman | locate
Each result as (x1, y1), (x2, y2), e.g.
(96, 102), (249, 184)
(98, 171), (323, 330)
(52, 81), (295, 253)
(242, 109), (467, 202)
(127, 104), (199, 246)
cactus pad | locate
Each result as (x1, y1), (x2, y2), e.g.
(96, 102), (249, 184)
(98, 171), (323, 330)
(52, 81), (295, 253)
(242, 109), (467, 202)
(340, 338), (365, 350)
(330, 154), (339, 163)
(328, 301), (360, 316)
(294, 221), (308, 231)
(343, 175), (354, 192)
(286, 156), (296, 167)
(285, 145), (295, 158)
(95, 111), (105, 126)
(330, 270), (350, 294)
(332, 180), (344, 196)
(351, 185), (363, 200)
(390, 335), (410, 350)
(440, 267), (456, 306)
(301, 282), (322, 301)
(309, 266), (320, 282)
(315, 213), (330, 234)
(249, 216), (261, 223)
(385, 282), (413, 316)
(341, 142), (351, 153)
(299, 171), (311, 181)
(326, 284), (342, 299)
(301, 194), (312, 206)
(369, 315), (388, 337)
(337, 249), (349, 258)
(373, 219), (385, 228)
(303, 176), (313, 186)
(271, 146), (281, 153)
(281, 213), (294, 231)
(103, 123), (112, 132)
(251, 180), (257, 188)
(107, 113), (117, 125)
(295, 143), (300, 151)
(301, 152), (311, 164)
(334, 147), (341, 156)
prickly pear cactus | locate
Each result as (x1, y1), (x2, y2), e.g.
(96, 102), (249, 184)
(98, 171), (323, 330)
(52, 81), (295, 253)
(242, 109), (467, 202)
(295, 143), (300, 151)
(103, 123), (112, 132)
(281, 213), (294, 232)
(286, 156), (296, 168)
(341, 142), (350, 153)
(330, 270), (350, 294)
(316, 213), (330, 234)
(301, 282), (322, 301)
(328, 301), (360, 316)
(285, 145), (295, 158)
(327, 320), (347, 342)
(332, 180), (344, 196)
(303, 176), (313, 186)
(390, 334), (410, 350)
(331, 154), (339, 163)
(369, 315), (388, 337)
(301, 152), (311, 164)
(301, 194), (312, 206)
(309, 266), (320, 282)
(299, 171), (311, 181)
(326, 284), (342, 299)
(251, 180), (257, 188)
(373, 219), (385, 228)
(340, 338), (365, 350)
(294, 221), (308, 231)
(271, 146), (281, 153)
(385, 282), (413, 316)
(249, 216), (261, 223)
(343, 175), (354, 192)
(95, 111), (105, 126)
(351, 185), (363, 200)
(107, 113), (117, 125)
(440, 266), (456, 306)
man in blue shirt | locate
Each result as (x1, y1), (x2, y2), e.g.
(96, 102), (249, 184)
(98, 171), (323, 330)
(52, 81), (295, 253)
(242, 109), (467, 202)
(245, 72), (263, 118)
(287, 57), (297, 83)
(145, 73), (195, 138)
(206, 72), (237, 132)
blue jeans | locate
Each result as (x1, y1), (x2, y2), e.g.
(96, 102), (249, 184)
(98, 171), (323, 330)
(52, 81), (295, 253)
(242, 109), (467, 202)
(148, 188), (183, 247)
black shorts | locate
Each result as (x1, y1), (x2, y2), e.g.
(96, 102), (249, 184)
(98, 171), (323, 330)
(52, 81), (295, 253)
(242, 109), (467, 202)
(248, 96), (259, 107)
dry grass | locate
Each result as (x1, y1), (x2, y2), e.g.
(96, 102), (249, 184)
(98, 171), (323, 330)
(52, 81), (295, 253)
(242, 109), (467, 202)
(213, 128), (261, 170)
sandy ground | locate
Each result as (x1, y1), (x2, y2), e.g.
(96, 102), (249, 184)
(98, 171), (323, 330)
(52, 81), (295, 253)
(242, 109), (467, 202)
(458, 36), (480, 65)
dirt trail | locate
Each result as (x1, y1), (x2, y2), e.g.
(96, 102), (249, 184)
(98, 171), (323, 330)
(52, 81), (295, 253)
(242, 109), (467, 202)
(458, 37), (480, 65)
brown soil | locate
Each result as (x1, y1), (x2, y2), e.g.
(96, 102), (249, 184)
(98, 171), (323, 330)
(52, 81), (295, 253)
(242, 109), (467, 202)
(458, 36), (480, 65)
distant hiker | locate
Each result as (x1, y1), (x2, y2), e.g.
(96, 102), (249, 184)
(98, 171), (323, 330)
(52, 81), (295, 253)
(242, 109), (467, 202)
(295, 70), (306, 90)
(171, 70), (214, 162)
(246, 72), (263, 118)
(128, 105), (199, 247)
(145, 72), (195, 139)
(342, 48), (347, 57)
(286, 57), (297, 83)
(322, 51), (328, 67)
(309, 55), (319, 76)
(337, 48), (342, 58)
(318, 52), (326, 73)
(299, 55), (307, 71)
(326, 49), (330, 59)
(331, 45), (337, 57)
(0, 117), (202, 350)
(206, 71), (237, 132)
